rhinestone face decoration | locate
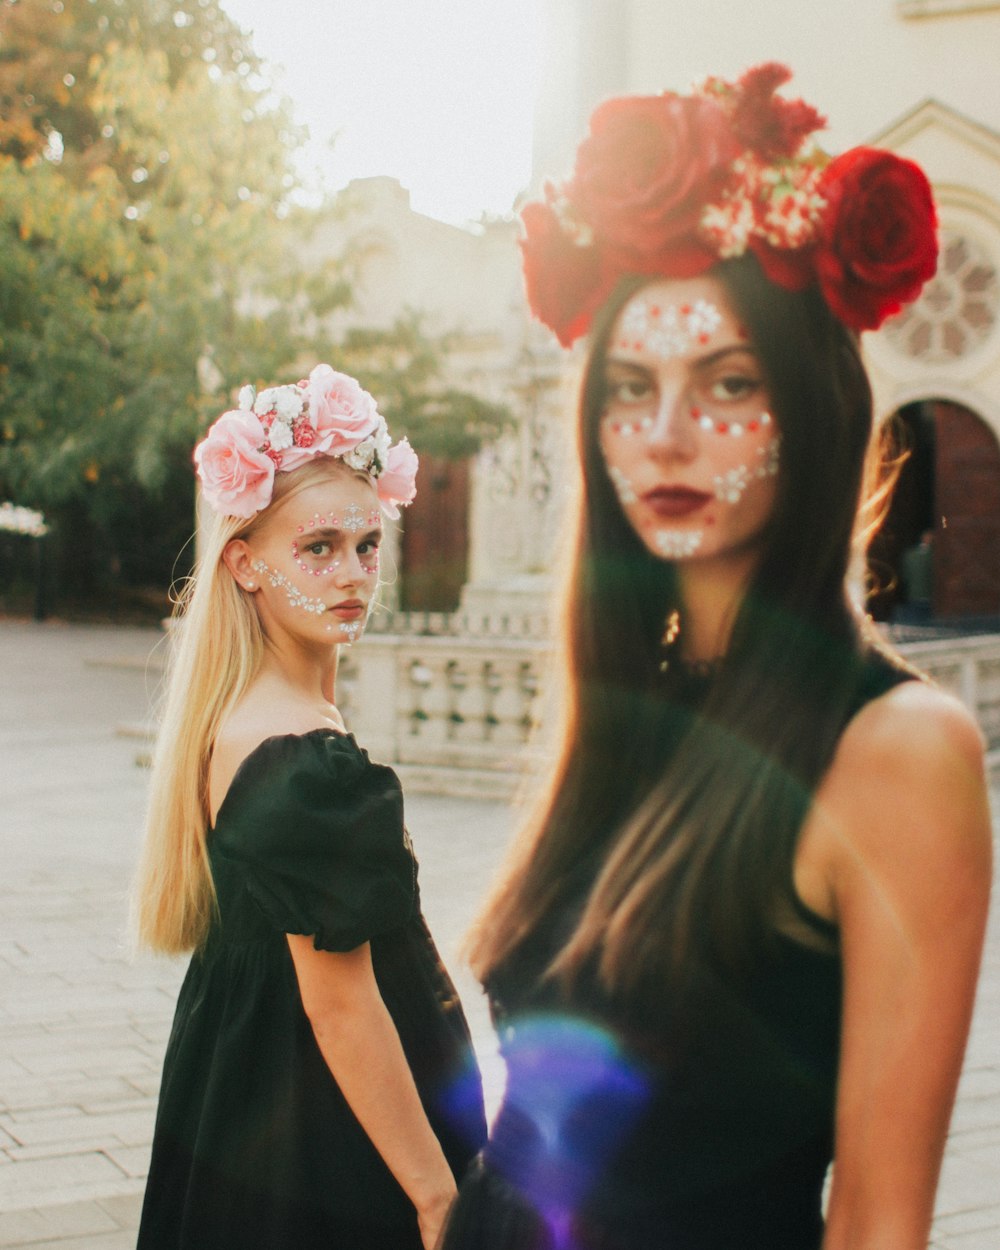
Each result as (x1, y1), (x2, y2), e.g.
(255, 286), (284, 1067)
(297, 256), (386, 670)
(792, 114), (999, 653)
(251, 560), (327, 615)
(608, 465), (638, 505)
(605, 414), (655, 438)
(291, 539), (340, 576)
(655, 529), (704, 558)
(711, 436), (781, 503)
(616, 298), (723, 359)
(691, 408), (772, 439)
(341, 504), (378, 534)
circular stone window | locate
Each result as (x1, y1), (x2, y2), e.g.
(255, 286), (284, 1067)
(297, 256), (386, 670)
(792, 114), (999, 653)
(884, 230), (999, 362)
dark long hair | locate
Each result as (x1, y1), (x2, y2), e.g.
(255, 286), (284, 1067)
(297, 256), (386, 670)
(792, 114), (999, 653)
(468, 253), (894, 1002)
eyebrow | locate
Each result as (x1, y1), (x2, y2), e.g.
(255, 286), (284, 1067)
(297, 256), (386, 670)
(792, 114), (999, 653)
(299, 526), (384, 542)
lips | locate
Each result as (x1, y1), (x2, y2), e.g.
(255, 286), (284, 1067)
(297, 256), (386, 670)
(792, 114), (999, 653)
(330, 600), (365, 618)
(642, 487), (712, 518)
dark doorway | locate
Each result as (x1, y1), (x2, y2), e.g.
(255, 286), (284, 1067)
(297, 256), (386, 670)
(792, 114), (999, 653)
(868, 399), (1000, 622)
(932, 399), (1000, 618)
(867, 403), (935, 622)
(399, 454), (470, 611)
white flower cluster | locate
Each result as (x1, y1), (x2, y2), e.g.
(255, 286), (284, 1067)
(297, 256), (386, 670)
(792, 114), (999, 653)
(0, 502), (48, 537)
(343, 421), (392, 476)
(700, 155), (827, 259)
(239, 382), (307, 453)
(238, 379), (391, 476)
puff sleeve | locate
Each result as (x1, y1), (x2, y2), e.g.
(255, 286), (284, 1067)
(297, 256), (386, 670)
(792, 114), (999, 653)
(210, 731), (416, 951)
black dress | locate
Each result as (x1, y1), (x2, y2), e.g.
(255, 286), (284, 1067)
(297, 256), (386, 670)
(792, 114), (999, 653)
(442, 654), (915, 1250)
(138, 730), (487, 1250)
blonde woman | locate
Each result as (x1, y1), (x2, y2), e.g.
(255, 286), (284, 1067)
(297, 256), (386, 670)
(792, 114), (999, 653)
(135, 366), (485, 1249)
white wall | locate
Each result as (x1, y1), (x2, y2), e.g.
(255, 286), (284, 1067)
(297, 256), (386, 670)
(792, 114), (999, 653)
(535, 0), (1000, 174)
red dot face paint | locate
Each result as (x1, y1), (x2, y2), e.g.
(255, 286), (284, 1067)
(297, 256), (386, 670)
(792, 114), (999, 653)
(599, 274), (782, 569)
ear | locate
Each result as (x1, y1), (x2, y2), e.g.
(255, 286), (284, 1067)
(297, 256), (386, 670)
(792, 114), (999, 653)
(222, 538), (260, 593)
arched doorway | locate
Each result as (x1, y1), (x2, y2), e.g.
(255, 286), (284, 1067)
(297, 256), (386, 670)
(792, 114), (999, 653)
(399, 453), (470, 611)
(868, 399), (1000, 623)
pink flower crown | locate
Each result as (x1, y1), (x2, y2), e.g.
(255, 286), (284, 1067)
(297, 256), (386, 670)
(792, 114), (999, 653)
(194, 363), (418, 520)
(520, 63), (939, 346)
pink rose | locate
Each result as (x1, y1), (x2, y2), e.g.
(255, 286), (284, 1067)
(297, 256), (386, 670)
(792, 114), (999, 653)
(194, 410), (275, 518)
(377, 438), (418, 519)
(306, 364), (381, 457)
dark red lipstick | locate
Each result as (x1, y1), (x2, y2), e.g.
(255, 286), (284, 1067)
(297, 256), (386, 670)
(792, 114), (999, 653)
(642, 487), (712, 518)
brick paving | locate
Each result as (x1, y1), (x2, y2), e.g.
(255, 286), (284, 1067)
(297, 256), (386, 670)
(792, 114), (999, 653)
(0, 619), (997, 1247)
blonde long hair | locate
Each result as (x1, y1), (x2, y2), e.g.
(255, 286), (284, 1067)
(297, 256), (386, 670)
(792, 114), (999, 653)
(133, 458), (351, 954)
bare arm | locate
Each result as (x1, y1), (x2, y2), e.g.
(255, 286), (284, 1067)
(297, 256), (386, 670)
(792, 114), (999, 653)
(812, 684), (992, 1250)
(287, 935), (457, 1250)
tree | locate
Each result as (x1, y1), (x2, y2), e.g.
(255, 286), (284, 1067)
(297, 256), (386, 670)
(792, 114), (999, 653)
(0, 0), (348, 601)
(336, 313), (513, 461)
(0, 0), (511, 614)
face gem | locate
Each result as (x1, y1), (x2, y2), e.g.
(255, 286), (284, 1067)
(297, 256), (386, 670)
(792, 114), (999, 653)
(616, 297), (723, 359)
(757, 436), (780, 477)
(604, 414), (654, 439)
(291, 539), (340, 576)
(713, 465), (751, 504)
(711, 435), (781, 503)
(607, 465), (638, 505)
(251, 560), (328, 615)
(691, 407), (772, 438)
(338, 619), (363, 643)
(655, 529), (704, 558)
(341, 504), (367, 533)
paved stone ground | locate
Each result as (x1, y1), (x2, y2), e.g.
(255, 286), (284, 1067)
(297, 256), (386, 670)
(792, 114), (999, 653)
(0, 619), (997, 1248)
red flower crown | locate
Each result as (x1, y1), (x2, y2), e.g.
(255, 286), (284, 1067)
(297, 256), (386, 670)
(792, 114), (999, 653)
(520, 64), (939, 346)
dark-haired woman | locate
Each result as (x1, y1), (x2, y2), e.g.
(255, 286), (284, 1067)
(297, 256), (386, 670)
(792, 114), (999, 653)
(442, 65), (992, 1250)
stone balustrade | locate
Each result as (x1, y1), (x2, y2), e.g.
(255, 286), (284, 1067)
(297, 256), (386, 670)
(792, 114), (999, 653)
(337, 611), (554, 797)
(339, 612), (1000, 796)
(891, 631), (1000, 757)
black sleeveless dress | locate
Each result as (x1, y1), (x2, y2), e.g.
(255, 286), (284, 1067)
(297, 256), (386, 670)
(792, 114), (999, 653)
(442, 654), (915, 1250)
(138, 731), (487, 1250)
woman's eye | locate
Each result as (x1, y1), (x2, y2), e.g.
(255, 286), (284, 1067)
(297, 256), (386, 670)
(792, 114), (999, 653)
(606, 377), (653, 405)
(707, 374), (761, 403)
(357, 540), (380, 557)
(305, 542), (330, 557)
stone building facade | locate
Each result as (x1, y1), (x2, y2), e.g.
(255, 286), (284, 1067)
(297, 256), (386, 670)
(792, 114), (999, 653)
(303, 2), (1000, 787)
(311, 3), (1000, 626)
(532, 0), (1000, 620)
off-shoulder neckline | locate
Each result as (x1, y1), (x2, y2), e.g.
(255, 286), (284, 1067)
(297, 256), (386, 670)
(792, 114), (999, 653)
(209, 728), (368, 833)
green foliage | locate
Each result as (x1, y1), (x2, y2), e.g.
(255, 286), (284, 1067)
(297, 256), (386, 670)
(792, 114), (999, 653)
(0, 0), (508, 614)
(336, 313), (513, 459)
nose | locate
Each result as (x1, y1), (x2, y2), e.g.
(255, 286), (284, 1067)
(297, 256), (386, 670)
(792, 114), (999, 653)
(332, 550), (364, 588)
(332, 545), (378, 589)
(646, 383), (697, 461)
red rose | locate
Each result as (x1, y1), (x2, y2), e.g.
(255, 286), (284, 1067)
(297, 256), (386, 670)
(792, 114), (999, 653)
(815, 147), (938, 331)
(731, 62), (826, 161)
(749, 237), (816, 292)
(569, 93), (740, 257)
(519, 199), (616, 347)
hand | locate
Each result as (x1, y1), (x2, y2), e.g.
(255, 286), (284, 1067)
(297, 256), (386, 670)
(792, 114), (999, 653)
(417, 1184), (457, 1250)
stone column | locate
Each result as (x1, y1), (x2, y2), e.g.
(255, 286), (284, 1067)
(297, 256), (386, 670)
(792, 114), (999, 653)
(460, 336), (575, 621)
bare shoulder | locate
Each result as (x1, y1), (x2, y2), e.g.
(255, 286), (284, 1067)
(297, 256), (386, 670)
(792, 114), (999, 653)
(835, 678), (985, 783)
(817, 678), (992, 909)
(209, 689), (341, 823)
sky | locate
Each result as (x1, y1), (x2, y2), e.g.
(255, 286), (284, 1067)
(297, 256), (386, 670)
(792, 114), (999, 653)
(220, 0), (543, 228)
